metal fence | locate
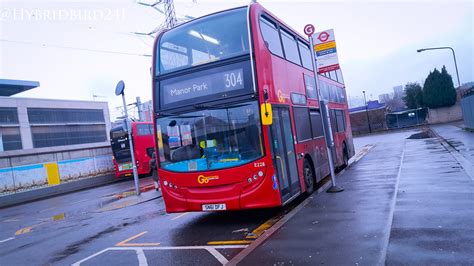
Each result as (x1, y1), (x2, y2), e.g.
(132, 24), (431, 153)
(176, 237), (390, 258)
(386, 108), (428, 129)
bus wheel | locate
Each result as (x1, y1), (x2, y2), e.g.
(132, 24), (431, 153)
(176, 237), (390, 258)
(342, 145), (349, 168)
(303, 159), (315, 195)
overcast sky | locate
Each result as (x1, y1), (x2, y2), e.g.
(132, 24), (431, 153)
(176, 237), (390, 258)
(1, 0), (472, 118)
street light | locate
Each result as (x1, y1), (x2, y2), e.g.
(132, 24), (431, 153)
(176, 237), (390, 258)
(417, 47), (461, 88)
(362, 90), (372, 133)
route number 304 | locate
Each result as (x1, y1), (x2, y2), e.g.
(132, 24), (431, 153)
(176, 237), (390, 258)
(254, 162), (265, 168)
(224, 72), (243, 88)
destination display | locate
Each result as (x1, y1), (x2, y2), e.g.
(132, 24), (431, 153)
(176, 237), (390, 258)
(159, 60), (253, 108)
(163, 69), (244, 104)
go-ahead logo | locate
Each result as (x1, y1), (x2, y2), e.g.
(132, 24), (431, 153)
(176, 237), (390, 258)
(197, 175), (219, 184)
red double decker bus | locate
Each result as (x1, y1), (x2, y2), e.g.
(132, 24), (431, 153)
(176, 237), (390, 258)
(152, 3), (354, 213)
(110, 122), (155, 178)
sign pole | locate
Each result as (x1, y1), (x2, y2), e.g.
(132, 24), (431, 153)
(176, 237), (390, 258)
(115, 80), (140, 196)
(122, 93), (141, 196)
(305, 25), (343, 193)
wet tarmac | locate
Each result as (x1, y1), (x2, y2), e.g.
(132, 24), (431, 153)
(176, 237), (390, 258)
(0, 176), (287, 265)
(431, 123), (474, 167)
(1, 127), (472, 265)
(238, 128), (474, 265)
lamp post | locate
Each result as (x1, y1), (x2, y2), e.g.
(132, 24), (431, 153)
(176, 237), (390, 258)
(417, 47), (461, 88)
(362, 90), (372, 133)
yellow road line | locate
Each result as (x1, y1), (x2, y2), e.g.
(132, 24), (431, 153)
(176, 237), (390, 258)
(246, 216), (281, 239)
(116, 231), (147, 246)
(116, 231), (160, 247)
(171, 212), (189, 221)
(207, 240), (253, 245)
(15, 226), (34, 235)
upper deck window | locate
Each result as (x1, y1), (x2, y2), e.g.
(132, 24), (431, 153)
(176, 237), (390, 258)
(280, 29), (301, 65)
(157, 8), (249, 75)
(259, 16), (284, 57)
(298, 41), (313, 70)
(136, 124), (153, 136)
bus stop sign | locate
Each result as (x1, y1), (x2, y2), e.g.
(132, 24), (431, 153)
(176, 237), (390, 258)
(304, 24), (315, 37)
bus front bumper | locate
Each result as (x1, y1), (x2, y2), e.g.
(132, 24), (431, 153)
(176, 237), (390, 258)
(161, 172), (281, 213)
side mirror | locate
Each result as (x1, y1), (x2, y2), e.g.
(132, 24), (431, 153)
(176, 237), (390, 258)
(261, 103), (273, 125)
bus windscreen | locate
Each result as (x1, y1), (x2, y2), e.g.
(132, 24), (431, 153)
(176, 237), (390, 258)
(155, 101), (263, 172)
(156, 7), (249, 75)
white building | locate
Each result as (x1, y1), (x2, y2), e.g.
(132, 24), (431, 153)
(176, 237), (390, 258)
(0, 79), (111, 152)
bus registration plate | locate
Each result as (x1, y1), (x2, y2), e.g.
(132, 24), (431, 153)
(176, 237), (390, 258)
(119, 163), (132, 171)
(202, 203), (226, 211)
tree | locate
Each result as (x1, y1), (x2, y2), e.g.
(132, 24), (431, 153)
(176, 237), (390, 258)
(383, 92), (405, 112)
(403, 82), (423, 109)
(422, 66), (457, 108)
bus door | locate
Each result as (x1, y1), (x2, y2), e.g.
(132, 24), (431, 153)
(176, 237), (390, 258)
(269, 107), (300, 203)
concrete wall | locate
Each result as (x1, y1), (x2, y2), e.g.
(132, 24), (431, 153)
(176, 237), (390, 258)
(427, 103), (463, 124)
(0, 144), (113, 193)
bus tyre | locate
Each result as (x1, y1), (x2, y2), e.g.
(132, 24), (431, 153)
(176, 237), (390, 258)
(303, 159), (315, 195)
(342, 145), (349, 168)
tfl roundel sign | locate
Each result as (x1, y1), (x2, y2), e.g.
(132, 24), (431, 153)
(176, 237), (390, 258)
(303, 24), (315, 37)
(317, 31), (330, 42)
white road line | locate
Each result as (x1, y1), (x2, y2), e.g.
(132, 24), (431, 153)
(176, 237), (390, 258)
(71, 247), (111, 266)
(136, 249), (149, 266)
(72, 245), (247, 265)
(380, 144), (405, 265)
(206, 247), (229, 265)
(171, 212), (189, 221)
(109, 245), (247, 251)
(0, 237), (14, 244)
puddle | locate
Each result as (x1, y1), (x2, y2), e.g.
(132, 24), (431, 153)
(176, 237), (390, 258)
(407, 129), (434, 139)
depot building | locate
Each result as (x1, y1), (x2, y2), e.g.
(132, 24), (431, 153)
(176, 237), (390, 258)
(0, 79), (111, 152)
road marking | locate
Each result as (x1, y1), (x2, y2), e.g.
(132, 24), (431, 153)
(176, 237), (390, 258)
(71, 248), (111, 266)
(52, 213), (65, 221)
(246, 216), (281, 239)
(136, 248), (148, 266)
(171, 212), (189, 221)
(0, 237), (14, 243)
(3, 218), (19, 222)
(227, 196), (313, 266)
(72, 245), (248, 266)
(206, 247), (229, 264)
(380, 144), (405, 265)
(207, 240), (252, 245)
(15, 226), (34, 235)
(116, 231), (147, 246)
(116, 231), (160, 247)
